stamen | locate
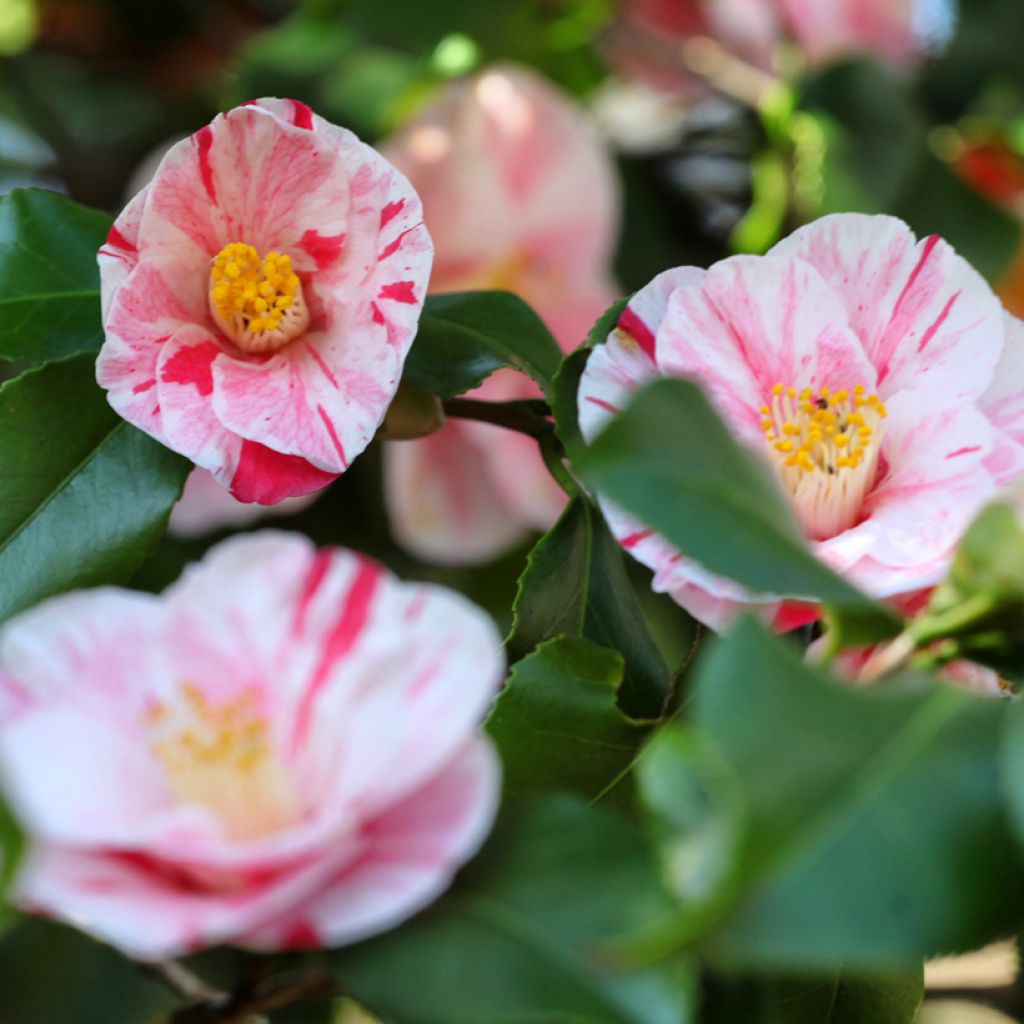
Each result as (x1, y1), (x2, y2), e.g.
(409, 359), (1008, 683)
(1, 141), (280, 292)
(149, 683), (301, 840)
(209, 242), (309, 354)
(761, 382), (887, 540)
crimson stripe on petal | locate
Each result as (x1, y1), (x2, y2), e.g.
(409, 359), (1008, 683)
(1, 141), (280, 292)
(916, 290), (960, 353)
(380, 199), (405, 229)
(617, 306), (657, 360)
(160, 340), (219, 396)
(292, 556), (381, 752)
(196, 125), (217, 204)
(304, 342), (340, 389)
(106, 224), (137, 253)
(378, 281), (418, 304)
(317, 404), (348, 467)
(291, 100), (315, 130)
(299, 229), (346, 270)
(293, 549), (333, 637)
(945, 445), (982, 459)
(585, 396), (621, 415)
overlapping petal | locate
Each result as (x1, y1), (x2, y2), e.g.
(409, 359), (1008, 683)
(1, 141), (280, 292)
(0, 534), (503, 959)
(380, 65), (620, 564)
(97, 98), (433, 505)
(580, 213), (1024, 629)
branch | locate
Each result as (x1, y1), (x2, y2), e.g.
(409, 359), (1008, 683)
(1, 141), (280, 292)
(441, 397), (553, 439)
(148, 962), (338, 1024)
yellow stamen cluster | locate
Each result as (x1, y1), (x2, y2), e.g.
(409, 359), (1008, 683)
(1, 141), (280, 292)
(761, 382), (888, 541)
(149, 684), (301, 840)
(208, 242), (308, 354)
(761, 383), (886, 476)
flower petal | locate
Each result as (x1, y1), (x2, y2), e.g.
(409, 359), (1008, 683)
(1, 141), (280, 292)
(776, 213), (1004, 402)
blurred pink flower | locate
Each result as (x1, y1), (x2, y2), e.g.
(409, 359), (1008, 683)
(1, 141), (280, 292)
(579, 212), (1024, 630)
(167, 468), (317, 538)
(0, 533), (502, 959)
(381, 65), (620, 564)
(97, 98), (433, 505)
(607, 0), (955, 97)
(810, 642), (1008, 697)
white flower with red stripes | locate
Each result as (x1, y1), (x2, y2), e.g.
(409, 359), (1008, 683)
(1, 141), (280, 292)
(579, 213), (1024, 630)
(0, 533), (501, 959)
(97, 98), (433, 504)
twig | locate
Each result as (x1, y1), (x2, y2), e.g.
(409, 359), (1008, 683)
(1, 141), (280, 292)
(441, 397), (553, 439)
(164, 966), (338, 1024)
(144, 960), (224, 1003)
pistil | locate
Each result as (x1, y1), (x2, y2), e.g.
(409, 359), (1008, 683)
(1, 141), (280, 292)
(209, 242), (309, 354)
(761, 383), (887, 540)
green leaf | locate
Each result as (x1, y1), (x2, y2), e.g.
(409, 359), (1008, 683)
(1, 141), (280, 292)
(506, 496), (669, 718)
(798, 58), (926, 216)
(403, 291), (565, 400)
(0, 189), (111, 363)
(0, 919), (174, 1023)
(0, 355), (190, 623)
(676, 618), (1018, 969)
(335, 797), (696, 1024)
(703, 967), (924, 1023)
(486, 636), (648, 805)
(575, 378), (899, 644)
(0, 795), (24, 936)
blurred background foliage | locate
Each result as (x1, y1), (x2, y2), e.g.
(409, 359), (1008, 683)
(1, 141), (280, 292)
(2, 0), (1024, 1021)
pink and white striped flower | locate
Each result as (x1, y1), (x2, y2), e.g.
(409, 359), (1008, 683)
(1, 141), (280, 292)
(579, 213), (1024, 630)
(97, 98), (433, 505)
(0, 533), (502, 959)
(380, 65), (620, 564)
(607, 0), (955, 97)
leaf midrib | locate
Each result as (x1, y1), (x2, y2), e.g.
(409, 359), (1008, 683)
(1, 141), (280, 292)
(0, 289), (99, 307)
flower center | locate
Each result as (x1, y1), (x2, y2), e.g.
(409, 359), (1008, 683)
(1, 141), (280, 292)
(209, 242), (309, 354)
(761, 383), (887, 541)
(149, 683), (301, 841)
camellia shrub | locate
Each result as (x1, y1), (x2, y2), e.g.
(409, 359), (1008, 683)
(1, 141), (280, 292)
(3, 4), (1024, 1022)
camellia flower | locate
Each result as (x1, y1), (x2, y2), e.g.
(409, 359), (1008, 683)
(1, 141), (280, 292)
(606, 0), (956, 98)
(579, 212), (1024, 630)
(167, 468), (317, 538)
(0, 533), (502, 959)
(97, 98), (433, 504)
(380, 64), (620, 564)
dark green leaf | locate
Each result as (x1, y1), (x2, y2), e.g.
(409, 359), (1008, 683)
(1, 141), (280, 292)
(0, 919), (174, 1023)
(0, 189), (111, 363)
(703, 967), (924, 1024)
(0, 355), (190, 623)
(684, 618), (1019, 969)
(575, 378), (899, 644)
(507, 496), (669, 717)
(486, 636), (648, 804)
(404, 291), (564, 400)
(335, 797), (695, 1024)
(798, 58), (926, 216)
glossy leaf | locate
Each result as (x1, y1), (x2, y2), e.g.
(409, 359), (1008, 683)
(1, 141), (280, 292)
(575, 378), (899, 644)
(0, 919), (174, 1023)
(335, 797), (695, 1024)
(0, 355), (190, 624)
(671, 617), (1019, 969)
(403, 290), (564, 400)
(486, 636), (648, 804)
(506, 495), (669, 717)
(0, 189), (111, 363)
(703, 967), (924, 1023)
